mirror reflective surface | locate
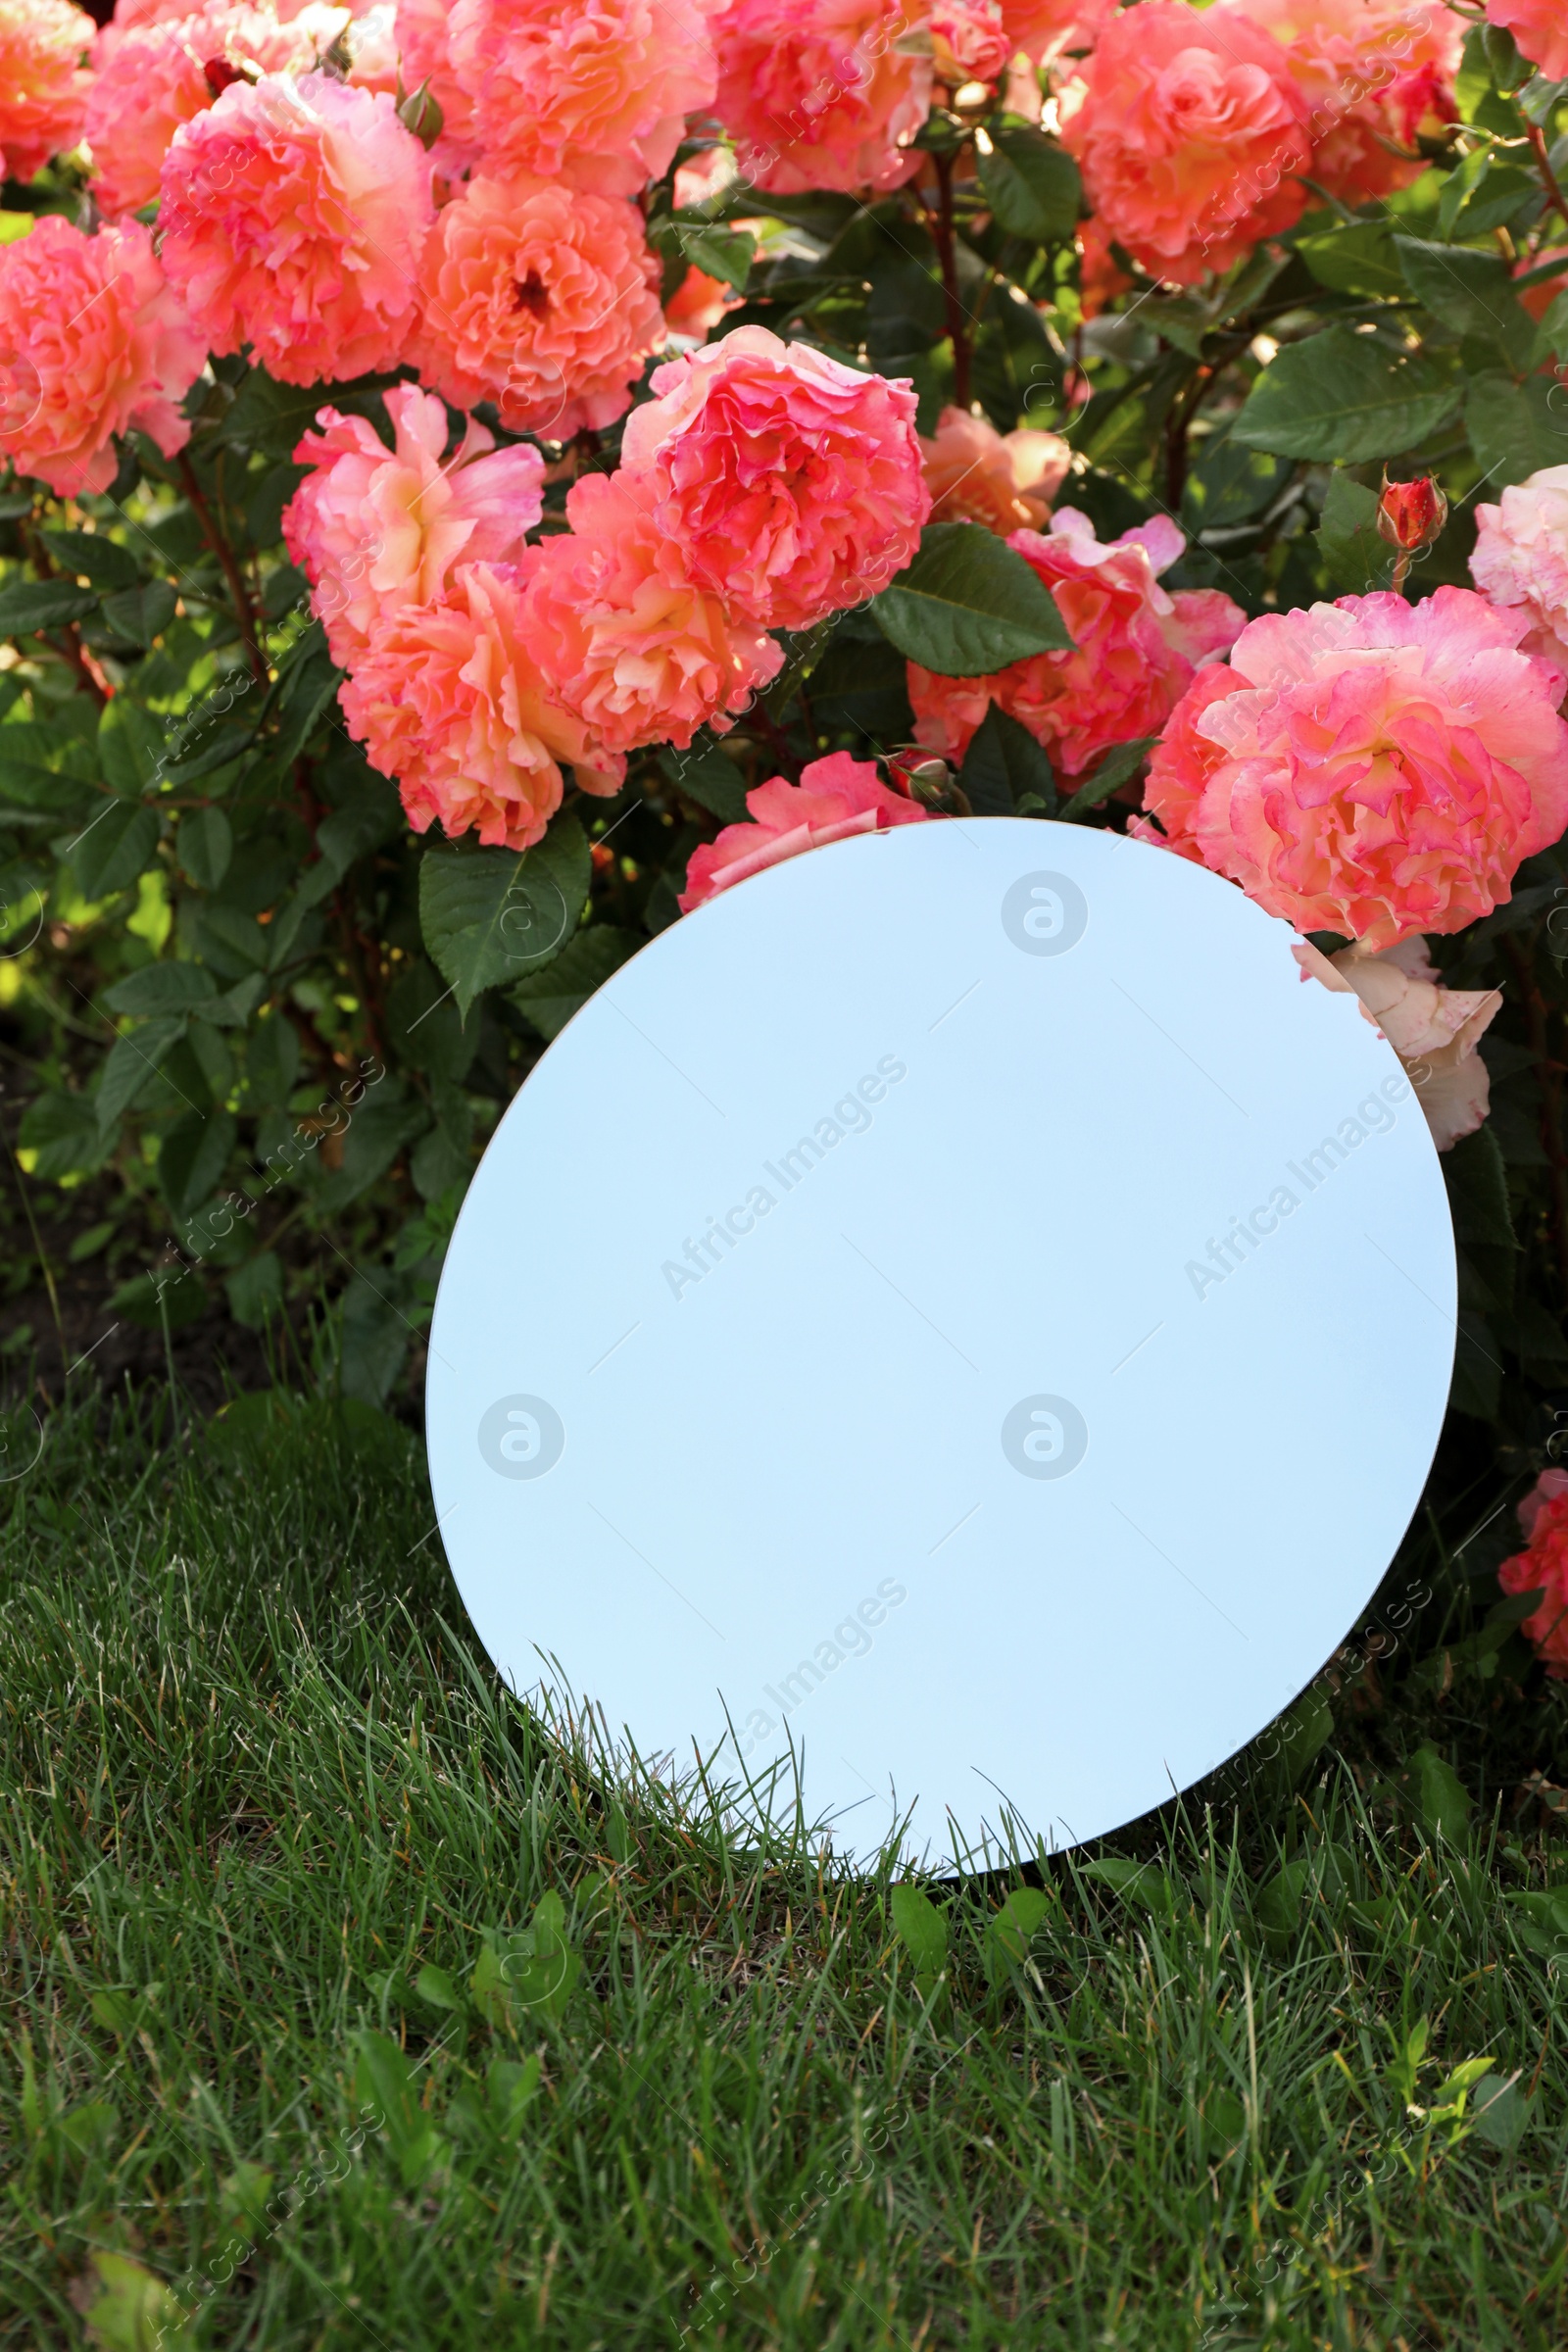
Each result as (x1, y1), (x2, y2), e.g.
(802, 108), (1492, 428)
(427, 818), (1455, 1867)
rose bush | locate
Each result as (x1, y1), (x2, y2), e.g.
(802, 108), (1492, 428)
(4, 0), (1568, 1703)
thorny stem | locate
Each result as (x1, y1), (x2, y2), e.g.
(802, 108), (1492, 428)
(1162, 365), (1213, 513)
(928, 149), (971, 412)
(1527, 123), (1568, 241)
(176, 453), (268, 687)
(22, 523), (109, 708)
(1503, 934), (1568, 1313)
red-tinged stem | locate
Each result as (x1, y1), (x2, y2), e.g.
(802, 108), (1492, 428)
(929, 149), (971, 412)
(177, 453), (267, 687)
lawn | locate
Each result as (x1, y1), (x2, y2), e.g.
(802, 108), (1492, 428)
(3, 1385), (1566, 2351)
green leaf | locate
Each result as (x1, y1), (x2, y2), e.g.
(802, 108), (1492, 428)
(1314, 471), (1387, 595)
(1271, 1688), (1335, 1784)
(39, 529), (139, 592)
(890, 1883), (949, 1982)
(1471, 2075), (1534, 2152)
(1181, 423), (1290, 533)
(1080, 1857), (1182, 1916)
(100, 581), (177, 649)
(1504, 1886), (1568, 1960)
(1446, 1124), (1516, 1256)
(77, 2248), (194, 2351)
(159, 1107), (236, 1220)
(871, 523), (1071, 677)
(958, 703), (1054, 816)
(977, 125), (1081, 245)
(1465, 370), (1568, 489)
(419, 815), (589, 1020)
(983, 1886), (1052, 1986)
(222, 365), (391, 458)
(98, 699), (165, 797)
(106, 961), (217, 1017)
(512, 925), (643, 1042)
(1059, 736), (1158, 821)
(225, 1250), (283, 1330)
(387, 958), (479, 1083)
(656, 216), (755, 291)
(314, 1080), (427, 1215)
(413, 1963), (464, 2012)
(1394, 238), (1536, 375)
(1296, 220), (1404, 300)
(1400, 1743), (1473, 1841)
(70, 801), (159, 901)
(0, 577), (99, 634)
(659, 738), (749, 824)
(486, 2052), (542, 2132)
(176, 808), (232, 893)
(18, 1090), (111, 1181)
(1255, 1843), (1350, 1949)
(354, 2027), (446, 2189)
(1232, 326), (1461, 464)
(270, 624), (341, 765)
(97, 1016), (188, 1133)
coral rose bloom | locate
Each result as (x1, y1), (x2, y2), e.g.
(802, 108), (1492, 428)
(1003, 0), (1116, 64)
(1236, 0), (1457, 206)
(1059, 2), (1310, 287)
(908, 510), (1246, 777)
(0, 0), (92, 182)
(680, 753), (928, 911)
(921, 405), (1071, 533)
(1497, 1471), (1568, 1679)
(282, 384), (545, 666)
(340, 562), (624, 854)
(86, 1), (349, 216)
(930, 0), (1012, 88)
(409, 173), (662, 441)
(1485, 0), (1568, 83)
(618, 326), (929, 632)
(444, 0), (716, 197)
(158, 72), (432, 387)
(712, 0), (932, 197)
(1470, 465), (1568, 677)
(0, 215), (204, 496)
(1140, 589), (1568, 952)
(524, 471), (785, 756)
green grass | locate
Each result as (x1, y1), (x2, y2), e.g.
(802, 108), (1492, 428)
(3, 1389), (1566, 2351)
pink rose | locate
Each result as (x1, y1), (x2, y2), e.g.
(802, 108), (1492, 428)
(442, 0), (716, 197)
(1139, 588), (1568, 952)
(85, 1), (348, 215)
(680, 752), (928, 910)
(1520, 1468), (1568, 1544)
(712, 0), (932, 197)
(663, 265), (736, 347)
(340, 561), (624, 854)
(908, 508), (1246, 777)
(408, 172), (662, 441)
(158, 71), (432, 387)
(282, 385), (545, 667)
(1292, 936), (1502, 1152)
(0, 0), (92, 182)
(1498, 1472), (1568, 1679)
(0, 214), (203, 497)
(1058, 2), (1310, 287)
(1235, 0), (1458, 207)
(1470, 465), (1568, 678)
(1002, 0), (1116, 65)
(1485, 0), (1568, 83)
(523, 470), (785, 758)
(921, 404), (1071, 533)
(618, 325), (930, 632)
(931, 0), (1012, 88)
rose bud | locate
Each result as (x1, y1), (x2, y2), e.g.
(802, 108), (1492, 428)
(1377, 473), (1447, 552)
